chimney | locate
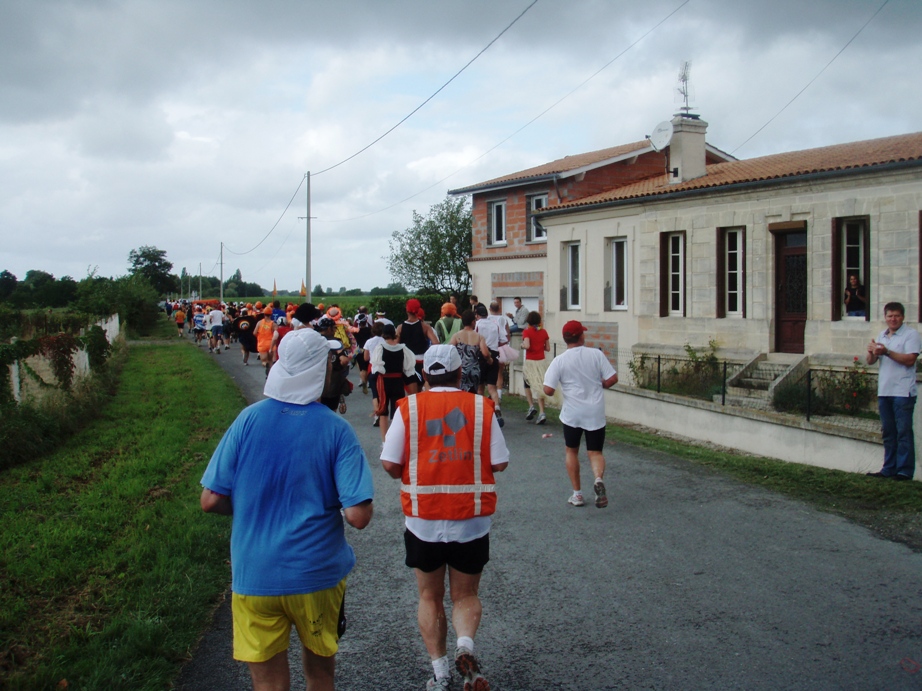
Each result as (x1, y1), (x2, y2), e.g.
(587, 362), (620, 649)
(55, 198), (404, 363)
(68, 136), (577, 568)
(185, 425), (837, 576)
(668, 113), (708, 184)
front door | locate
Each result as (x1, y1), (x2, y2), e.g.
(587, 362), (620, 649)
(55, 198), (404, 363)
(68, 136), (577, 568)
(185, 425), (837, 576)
(775, 231), (807, 353)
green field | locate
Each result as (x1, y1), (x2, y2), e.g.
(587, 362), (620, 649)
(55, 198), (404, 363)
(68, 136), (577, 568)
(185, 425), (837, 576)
(0, 339), (244, 690)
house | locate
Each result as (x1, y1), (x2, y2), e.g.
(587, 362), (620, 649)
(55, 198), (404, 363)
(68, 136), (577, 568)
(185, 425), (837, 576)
(451, 113), (922, 369)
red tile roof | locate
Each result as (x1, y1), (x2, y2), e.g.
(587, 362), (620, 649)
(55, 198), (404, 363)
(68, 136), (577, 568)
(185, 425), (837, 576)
(550, 131), (922, 211)
(449, 140), (653, 194)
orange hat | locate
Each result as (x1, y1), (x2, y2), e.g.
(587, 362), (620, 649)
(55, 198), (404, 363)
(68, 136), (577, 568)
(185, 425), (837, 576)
(440, 302), (457, 317)
(246, 303), (254, 310)
(255, 301), (264, 310)
(327, 307), (341, 319)
(263, 306), (274, 316)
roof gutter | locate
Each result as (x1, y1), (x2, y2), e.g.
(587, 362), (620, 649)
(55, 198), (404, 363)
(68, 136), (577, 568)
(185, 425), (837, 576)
(448, 173), (561, 197)
(535, 159), (922, 218)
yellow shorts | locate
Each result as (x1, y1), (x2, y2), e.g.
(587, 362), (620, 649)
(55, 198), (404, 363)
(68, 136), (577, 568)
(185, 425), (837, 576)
(232, 579), (347, 662)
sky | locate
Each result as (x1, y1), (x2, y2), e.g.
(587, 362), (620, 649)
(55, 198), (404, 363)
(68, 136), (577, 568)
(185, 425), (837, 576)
(2, 0), (920, 295)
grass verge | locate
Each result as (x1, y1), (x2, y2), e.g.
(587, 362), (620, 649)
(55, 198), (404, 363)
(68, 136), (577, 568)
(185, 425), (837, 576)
(0, 339), (244, 690)
(503, 394), (922, 551)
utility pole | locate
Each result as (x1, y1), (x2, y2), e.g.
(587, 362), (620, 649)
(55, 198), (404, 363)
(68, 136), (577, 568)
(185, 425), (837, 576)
(199, 262), (202, 300)
(299, 171), (313, 304)
(306, 171), (312, 303)
(219, 242), (224, 304)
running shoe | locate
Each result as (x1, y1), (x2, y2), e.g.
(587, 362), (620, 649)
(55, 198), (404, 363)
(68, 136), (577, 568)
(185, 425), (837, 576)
(426, 676), (452, 691)
(594, 480), (608, 508)
(536, 413), (546, 425)
(455, 647), (489, 691)
(567, 493), (585, 507)
(525, 406), (537, 421)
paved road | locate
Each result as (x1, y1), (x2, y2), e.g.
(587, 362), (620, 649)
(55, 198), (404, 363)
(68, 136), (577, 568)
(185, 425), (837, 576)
(174, 337), (922, 690)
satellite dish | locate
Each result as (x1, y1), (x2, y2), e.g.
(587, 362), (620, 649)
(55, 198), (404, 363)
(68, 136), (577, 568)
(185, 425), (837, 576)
(649, 120), (673, 151)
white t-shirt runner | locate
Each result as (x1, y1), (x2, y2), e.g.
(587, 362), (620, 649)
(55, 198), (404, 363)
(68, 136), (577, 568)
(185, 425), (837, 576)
(543, 346), (616, 431)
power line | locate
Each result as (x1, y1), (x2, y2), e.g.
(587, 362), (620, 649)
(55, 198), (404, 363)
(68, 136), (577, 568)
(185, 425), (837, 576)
(324, 0), (690, 223)
(223, 175), (305, 256)
(731, 0), (890, 155)
(312, 0), (538, 178)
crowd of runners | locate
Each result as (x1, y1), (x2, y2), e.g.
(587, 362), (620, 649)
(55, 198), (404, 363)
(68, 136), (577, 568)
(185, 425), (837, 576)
(176, 293), (619, 691)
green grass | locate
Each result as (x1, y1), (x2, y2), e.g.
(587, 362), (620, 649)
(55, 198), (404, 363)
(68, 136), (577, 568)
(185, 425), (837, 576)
(503, 394), (922, 549)
(0, 341), (245, 690)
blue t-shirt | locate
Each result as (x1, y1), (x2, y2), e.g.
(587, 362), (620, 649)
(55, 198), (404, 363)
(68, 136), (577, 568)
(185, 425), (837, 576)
(201, 398), (374, 596)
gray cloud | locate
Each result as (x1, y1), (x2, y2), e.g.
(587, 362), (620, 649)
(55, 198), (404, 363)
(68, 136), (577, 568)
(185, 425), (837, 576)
(1, 0), (920, 291)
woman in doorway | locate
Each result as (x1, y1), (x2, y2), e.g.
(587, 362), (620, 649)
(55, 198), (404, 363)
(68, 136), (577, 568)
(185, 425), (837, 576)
(844, 274), (867, 317)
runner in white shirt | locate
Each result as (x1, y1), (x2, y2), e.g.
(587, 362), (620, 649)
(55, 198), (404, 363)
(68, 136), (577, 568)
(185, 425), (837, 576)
(473, 303), (504, 427)
(543, 320), (618, 509)
(208, 306), (227, 353)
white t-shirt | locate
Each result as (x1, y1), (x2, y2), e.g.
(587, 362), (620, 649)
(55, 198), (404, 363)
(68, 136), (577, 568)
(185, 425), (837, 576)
(208, 309), (225, 328)
(475, 318), (501, 351)
(543, 346), (617, 431)
(380, 387), (509, 543)
(363, 335), (385, 363)
(877, 325), (922, 397)
(488, 314), (509, 345)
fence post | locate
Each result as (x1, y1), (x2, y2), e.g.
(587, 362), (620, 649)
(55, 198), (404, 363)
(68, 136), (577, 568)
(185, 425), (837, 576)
(806, 369), (812, 422)
(657, 355), (662, 393)
(721, 360), (728, 405)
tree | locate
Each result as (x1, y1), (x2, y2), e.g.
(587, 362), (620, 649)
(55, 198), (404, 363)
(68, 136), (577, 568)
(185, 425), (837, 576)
(387, 195), (471, 296)
(313, 284), (325, 297)
(128, 246), (177, 296)
(0, 270), (17, 301)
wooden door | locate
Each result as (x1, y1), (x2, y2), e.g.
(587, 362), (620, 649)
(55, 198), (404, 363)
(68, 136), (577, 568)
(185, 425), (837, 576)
(775, 231), (807, 353)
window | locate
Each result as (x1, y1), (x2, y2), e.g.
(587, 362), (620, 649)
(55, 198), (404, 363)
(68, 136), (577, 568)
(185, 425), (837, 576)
(659, 231), (685, 317)
(717, 227), (746, 317)
(526, 193), (548, 242)
(487, 200), (506, 246)
(605, 238), (628, 310)
(565, 242), (580, 310)
(831, 217), (869, 320)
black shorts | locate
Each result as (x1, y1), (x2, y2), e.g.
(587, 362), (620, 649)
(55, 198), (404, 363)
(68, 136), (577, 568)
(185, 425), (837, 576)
(483, 350), (499, 386)
(404, 530), (490, 575)
(562, 424), (606, 452)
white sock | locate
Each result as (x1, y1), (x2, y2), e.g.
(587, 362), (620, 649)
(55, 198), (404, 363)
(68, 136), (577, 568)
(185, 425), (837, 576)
(432, 655), (451, 679)
(573, 490), (583, 497)
(457, 636), (474, 653)
(595, 477), (604, 484)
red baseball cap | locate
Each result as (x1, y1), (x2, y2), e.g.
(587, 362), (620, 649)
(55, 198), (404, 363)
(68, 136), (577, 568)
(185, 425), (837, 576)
(406, 298), (421, 313)
(562, 320), (587, 338)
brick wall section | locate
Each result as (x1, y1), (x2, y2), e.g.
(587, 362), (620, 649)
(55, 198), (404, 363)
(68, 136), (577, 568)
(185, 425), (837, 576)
(470, 152), (669, 258)
(492, 271), (545, 314)
(580, 321), (620, 371)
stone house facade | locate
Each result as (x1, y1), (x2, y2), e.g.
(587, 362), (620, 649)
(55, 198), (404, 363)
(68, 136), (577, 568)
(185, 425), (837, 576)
(452, 114), (922, 369)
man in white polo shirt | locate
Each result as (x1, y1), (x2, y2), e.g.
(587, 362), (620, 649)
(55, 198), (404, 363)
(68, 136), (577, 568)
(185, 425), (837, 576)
(866, 301), (920, 481)
(543, 320), (618, 508)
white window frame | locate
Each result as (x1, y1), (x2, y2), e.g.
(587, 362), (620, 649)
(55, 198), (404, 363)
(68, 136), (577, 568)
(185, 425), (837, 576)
(724, 228), (743, 317)
(487, 200), (506, 246)
(668, 233), (684, 316)
(610, 237), (628, 310)
(566, 242), (581, 310)
(527, 193), (548, 242)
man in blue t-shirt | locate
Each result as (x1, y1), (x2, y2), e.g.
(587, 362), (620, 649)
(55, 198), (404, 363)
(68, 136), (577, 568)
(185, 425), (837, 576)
(201, 328), (374, 690)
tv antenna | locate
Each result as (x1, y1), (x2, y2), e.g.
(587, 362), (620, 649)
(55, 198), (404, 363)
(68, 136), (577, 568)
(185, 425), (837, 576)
(676, 60), (693, 114)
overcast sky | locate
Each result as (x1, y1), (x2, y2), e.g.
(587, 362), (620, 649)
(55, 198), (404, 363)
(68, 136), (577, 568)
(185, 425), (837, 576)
(2, 0), (919, 294)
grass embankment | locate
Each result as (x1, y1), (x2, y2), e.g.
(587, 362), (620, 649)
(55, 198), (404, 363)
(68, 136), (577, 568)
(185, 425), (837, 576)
(0, 333), (244, 690)
(502, 395), (922, 551)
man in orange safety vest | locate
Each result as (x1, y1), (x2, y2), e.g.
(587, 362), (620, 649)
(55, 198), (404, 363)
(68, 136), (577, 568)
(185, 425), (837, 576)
(381, 344), (509, 691)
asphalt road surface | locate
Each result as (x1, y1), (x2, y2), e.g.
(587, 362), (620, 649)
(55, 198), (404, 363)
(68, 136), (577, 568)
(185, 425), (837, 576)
(174, 337), (922, 690)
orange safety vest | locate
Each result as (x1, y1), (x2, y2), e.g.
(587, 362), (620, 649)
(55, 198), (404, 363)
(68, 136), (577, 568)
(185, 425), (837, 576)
(398, 391), (497, 520)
